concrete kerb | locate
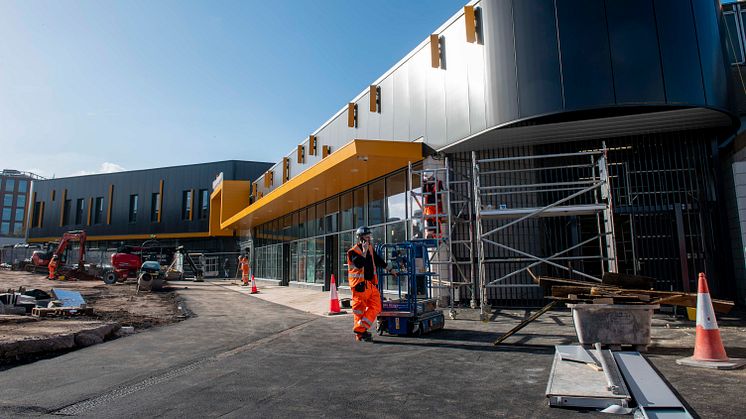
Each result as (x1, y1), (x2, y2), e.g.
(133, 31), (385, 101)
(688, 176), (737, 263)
(0, 322), (120, 361)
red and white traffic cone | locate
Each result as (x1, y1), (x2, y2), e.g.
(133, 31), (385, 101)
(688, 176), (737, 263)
(677, 273), (745, 370)
(328, 274), (346, 315)
(249, 274), (259, 294)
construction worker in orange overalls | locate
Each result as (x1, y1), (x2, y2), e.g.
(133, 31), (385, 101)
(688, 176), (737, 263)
(423, 173), (445, 238)
(48, 255), (58, 280)
(347, 226), (396, 342)
(239, 255), (250, 286)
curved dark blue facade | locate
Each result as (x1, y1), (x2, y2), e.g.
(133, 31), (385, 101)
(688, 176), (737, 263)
(482, 0), (733, 128)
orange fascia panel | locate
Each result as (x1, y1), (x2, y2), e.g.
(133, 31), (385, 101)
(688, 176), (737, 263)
(28, 232), (213, 243)
(465, 6), (477, 43)
(430, 34), (440, 68)
(222, 139), (424, 230)
(347, 103), (357, 128)
(209, 180), (252, 236)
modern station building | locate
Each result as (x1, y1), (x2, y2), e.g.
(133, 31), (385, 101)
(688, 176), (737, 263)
(211, 0), (746, 307)
(26, 160), (272, 253)
(0, 169), (41, 246)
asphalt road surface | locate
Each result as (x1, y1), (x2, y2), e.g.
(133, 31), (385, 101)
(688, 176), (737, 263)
(2, 281), (738, 418)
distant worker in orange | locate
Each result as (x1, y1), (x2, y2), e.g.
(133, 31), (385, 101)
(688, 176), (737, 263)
(422, 173), (445, 238)
(239, 255), (250, 286)
(48, 255), (58, 280)
(347, 226), (396, 342)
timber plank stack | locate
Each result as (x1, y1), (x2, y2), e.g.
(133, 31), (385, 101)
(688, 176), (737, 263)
(538, 273), (734, 314)
(31, 307), (94, 317)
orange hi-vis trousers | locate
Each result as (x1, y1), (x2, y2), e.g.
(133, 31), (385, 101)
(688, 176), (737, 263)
(351, 281), (382, 334)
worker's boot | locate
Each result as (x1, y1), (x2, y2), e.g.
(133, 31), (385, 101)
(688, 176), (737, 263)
(361, 331), (373, 342)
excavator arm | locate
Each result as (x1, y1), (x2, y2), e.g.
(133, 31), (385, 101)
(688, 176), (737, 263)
(54, 230), (87, 268)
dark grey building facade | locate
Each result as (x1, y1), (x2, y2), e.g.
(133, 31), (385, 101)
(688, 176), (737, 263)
(26, 160), (272, 251)
(0, 169), (42, 246)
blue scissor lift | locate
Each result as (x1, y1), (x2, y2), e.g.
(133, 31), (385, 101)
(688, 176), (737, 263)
(375, 240), (445, 336)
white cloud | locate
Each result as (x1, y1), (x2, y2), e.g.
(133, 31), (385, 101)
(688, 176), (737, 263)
(71, 162), (126, 177)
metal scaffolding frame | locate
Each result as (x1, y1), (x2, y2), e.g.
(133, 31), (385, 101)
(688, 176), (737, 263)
(471, 147), (618, 316)
(408, 158), (476, 317)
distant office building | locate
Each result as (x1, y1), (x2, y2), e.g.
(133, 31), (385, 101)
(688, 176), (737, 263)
(26, 161), (272, 252)
(0, 169), (42, 246)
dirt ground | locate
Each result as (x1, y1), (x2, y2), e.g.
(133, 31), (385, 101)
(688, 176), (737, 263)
(0, 268), (186, 366)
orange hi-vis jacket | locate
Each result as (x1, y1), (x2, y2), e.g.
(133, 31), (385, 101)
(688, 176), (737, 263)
(240, 258), (249, 275)
(347, 245), (378, 287)
(48, 259), (58, 279)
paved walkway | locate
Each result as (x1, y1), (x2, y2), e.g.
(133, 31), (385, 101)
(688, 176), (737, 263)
(0, 280), (743, 418)
(214, 281), (336, 317)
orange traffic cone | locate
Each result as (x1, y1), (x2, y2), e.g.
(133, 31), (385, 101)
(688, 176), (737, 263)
(677, 273), (745, 370)
(250, 274), (259, 294)
(328, 274), (346, 315)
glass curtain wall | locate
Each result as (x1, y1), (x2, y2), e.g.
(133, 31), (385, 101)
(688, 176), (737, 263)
(253, 164), (422, 290)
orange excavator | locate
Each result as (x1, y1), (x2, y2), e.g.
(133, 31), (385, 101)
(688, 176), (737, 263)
(30, 230), (102, 281)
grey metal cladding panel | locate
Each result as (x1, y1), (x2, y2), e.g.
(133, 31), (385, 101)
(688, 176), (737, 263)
(443, 18), (471, 143)
(556, 0), (615, 110)
(426, 62), (447, 148)
(482, 0), (519, 127)
(358, 91), (371, 140)
(393, 63), (410, 140)
(513, 0), (563, 117)
(466, 18), (487, 136)
(366, 92), (382, 140)
(606, 0), (665, 104)
(409, 49), (428, 140)
(692, 0), (731, 110)
(379, 76), (395, 140)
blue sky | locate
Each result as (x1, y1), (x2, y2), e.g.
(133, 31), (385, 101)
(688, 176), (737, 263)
(0, 0), (464, 178)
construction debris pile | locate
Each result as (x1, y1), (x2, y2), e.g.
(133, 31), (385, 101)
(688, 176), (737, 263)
(0, 287), (91, 318)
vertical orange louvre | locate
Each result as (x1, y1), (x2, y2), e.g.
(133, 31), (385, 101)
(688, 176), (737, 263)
(189, 188), (195, 220)
(309, 135), (317, 156)
(38, 201), (44, 228)
(347, 103), (357, 128)
(369, 85), (378, 112)
(430, 34), (441, 68)
(158, 180), (164, 223)
(59, 189), (67, 226)
(465, 6), (477, 43)
(87, 197), (92, 225)
(283, 157), (290, 183)
(322, 145), (332, 158)
(107, 185), (113, 224)
(297, 145), (305, 164)
(30, 192), (36, 228)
